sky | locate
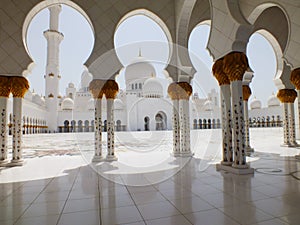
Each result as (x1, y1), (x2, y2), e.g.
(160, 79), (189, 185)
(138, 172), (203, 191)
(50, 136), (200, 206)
(26, 5), (277, 106)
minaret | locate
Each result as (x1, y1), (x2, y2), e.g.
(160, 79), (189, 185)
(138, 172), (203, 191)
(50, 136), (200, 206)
(44, 5), (64, 132)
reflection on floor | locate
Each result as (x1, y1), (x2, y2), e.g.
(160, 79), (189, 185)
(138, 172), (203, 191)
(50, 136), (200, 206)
(0, 128), (300, 225)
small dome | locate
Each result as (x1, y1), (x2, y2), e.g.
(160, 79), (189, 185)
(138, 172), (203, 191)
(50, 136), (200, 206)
(203, 100), (213, 111)
(68, 82), (75, 88)
(32, 94), (43, 105)
(267, 94), (280, 107)
(87, 98), (94, 110)
(114, 99), (125, 110)
(125, 56), (156, 84)
(81, 70), (93, 88)
(62, 97), (74, 110)
(250, 98), (262, 109)
(143, 77), (163, 98)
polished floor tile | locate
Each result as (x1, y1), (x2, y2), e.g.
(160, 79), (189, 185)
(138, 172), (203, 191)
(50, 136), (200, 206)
(0, 131), (300, 225)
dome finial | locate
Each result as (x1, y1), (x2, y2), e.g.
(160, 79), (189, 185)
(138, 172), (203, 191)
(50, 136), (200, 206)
(138, 47), (142, 57)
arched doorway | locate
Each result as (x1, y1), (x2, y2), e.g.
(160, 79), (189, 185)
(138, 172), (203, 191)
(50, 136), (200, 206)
(64, 120), (69, 133)
(116, 120), (121, 131)
(84, 120), (89, 132)
(78, 120), (83, 132)
(144, 117), (150, 131)
(155, 112), (167, 130)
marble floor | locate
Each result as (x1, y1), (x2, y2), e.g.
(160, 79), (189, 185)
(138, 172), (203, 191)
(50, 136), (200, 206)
(0, 128), (300, 225)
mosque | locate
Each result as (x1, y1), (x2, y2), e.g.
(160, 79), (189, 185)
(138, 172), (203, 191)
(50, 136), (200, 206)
(2, 1), (300, 224)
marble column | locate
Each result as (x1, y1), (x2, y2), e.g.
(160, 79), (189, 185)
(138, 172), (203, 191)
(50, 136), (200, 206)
(212, 59), (232, 165)
(288, 102), (298, 146)
(93, 98), (103, 161)
(243, 85), (254, 154)
(290, 68), (300, 149)
(0, 76), (11, 166)
(168, 83), (180, 156)
(223, 52), (252, 172)
(10, 76), (29, 166)
(103, 80), (119, 161)
(277, 89), (297, 147)
(89, 79), (105, 162)
(178, 82), (193, 157)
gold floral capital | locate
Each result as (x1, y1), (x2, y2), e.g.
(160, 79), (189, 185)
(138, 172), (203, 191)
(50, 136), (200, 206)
(242, 85), (251, 101)
(10, 76), (29, 98)
(167, 82), (180, 100)
(223, 52), (248, 82)
(102, 80), (119, 99)
(277, 89), (297, 103)
(212, 58), (230, 85)
(89, 79), (105, 99)
(0, 76), (11, 97)
(290, 68), (300, 90)
(177, 82), (193, 100)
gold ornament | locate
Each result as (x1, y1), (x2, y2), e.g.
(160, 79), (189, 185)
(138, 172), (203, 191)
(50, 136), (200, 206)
(290, 68), (300, 90)
(212, 58), (230, 85)
(89, 79), (105, 99)
(10, 76), (29, 98)
(0, 76), (11, 97)
(223, 52), (248, 81)
(167, 82), (180, 100)
(242, 85), (251, 101)
(177, 82), (193, 100)
(102, 80), (119, 99)
(277, 89), (297, 103)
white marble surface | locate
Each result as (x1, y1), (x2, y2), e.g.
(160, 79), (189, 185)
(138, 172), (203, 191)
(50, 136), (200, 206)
(1, 128), (300, 225)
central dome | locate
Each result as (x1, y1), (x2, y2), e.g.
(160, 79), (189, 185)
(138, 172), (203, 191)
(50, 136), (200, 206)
(124, 55), (156, 85)
(143, 77), (163, 98)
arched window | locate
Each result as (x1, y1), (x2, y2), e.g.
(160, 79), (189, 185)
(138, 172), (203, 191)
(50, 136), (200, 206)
(78, 120), (83, 132)
(199, 119), (202, 129)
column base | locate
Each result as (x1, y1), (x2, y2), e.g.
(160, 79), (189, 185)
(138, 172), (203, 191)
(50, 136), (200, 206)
(220, 161), (232, 166)
(105, 155), (118, 162)
(0, 159), (9, 167)
(281, 143), (293, 147)
(171, 152), (182, 157)
(92, 155), (104, 162)
(216, 163), (254, 175)
(290, 142), (300, 147)
(9, 159), (24, 167)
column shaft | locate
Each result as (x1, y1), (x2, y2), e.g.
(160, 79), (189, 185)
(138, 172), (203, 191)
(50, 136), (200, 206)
(231, 81), (247, 168)
(11, 98), (23, 165)
(220, 84), (233, 165)
(244, 100), (253, 153)
(179, 99), (192, 156)
(92, 98), (103, 162)
(106, 98), (117, 161)
(282, 103), (290, 146)
(172, 99), (180, 156)
(288, 103), (297, 146)
(0, 97), (8, 164)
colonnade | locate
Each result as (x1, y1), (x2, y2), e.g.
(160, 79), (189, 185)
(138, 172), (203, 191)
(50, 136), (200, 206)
(168, 82), (193, 157)
(212, 52), (254, 174)
(89, 79), (119, 162)
(0, 76), (29, 166)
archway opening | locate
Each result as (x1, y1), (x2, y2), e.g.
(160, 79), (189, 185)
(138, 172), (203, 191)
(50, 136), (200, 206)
(114, 12), (171, 92)
(247, 32), (278, 106)
(155, 112), (167, 131)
